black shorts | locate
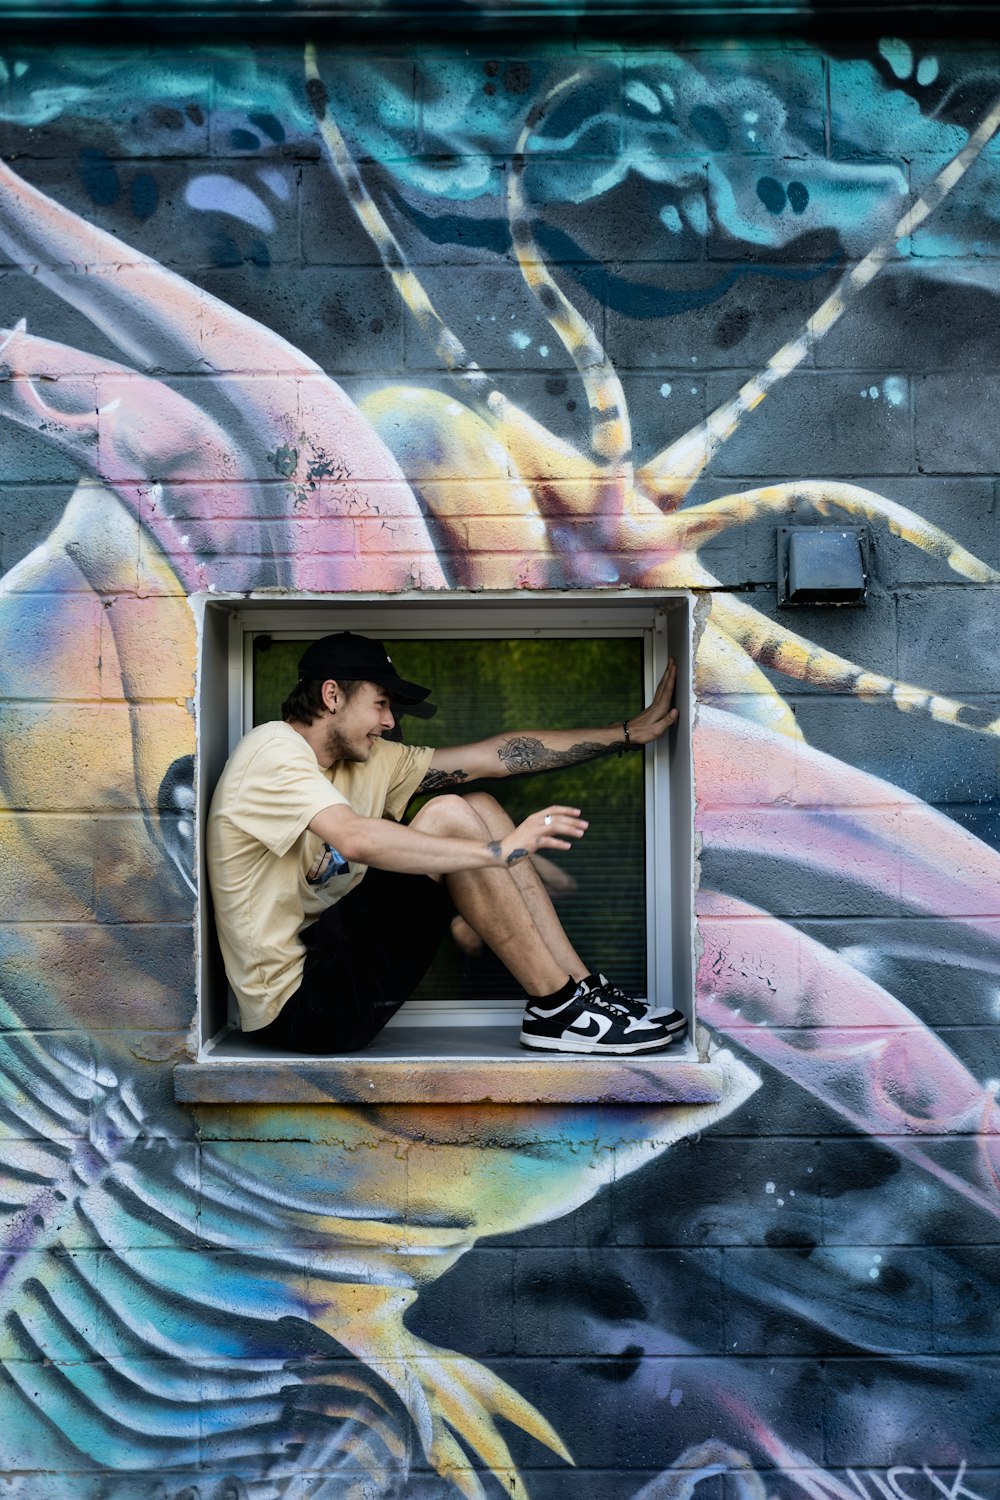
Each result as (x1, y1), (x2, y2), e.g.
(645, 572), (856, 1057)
(246, 868), (455, 1054)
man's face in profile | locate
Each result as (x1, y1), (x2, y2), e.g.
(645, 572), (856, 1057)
(323, 680), (396, 764)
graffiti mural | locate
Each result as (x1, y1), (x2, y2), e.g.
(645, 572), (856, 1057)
(0, 28), (998, 1499)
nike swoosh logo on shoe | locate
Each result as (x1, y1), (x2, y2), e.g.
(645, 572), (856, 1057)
(568, 1013), (611, 1040)
(527, 996), (580, 1020)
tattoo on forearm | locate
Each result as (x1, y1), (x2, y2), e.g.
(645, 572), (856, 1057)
(497, 735), (619, 774)
(486, 841), (502, 860)
(417, 768), (470, 793)
(505, 847), (529, 866)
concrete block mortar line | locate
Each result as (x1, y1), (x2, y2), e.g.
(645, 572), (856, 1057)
(790, 911), (1000, 929)
(290, 157), (303, 270)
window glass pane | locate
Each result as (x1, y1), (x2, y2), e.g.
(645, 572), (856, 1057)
(252, 635), (646, 1001)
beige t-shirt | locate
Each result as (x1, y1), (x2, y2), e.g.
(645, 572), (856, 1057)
(207, 722), (433, 1031)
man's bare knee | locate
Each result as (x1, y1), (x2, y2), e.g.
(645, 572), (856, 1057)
(463, 791), (505, 819)
(410, 793), (484, 837)
(462, 791), (513, 837)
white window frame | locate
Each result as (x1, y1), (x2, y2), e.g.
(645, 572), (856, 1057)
(195, 591), (695, 1055)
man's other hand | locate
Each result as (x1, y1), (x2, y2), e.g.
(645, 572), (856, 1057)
(628, 657), (679, 746)
(500, 806), (588, 865)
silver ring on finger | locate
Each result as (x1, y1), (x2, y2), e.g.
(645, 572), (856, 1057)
(544, 814), (552, 826)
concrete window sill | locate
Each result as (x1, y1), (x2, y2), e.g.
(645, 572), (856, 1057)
(173, 1026), (723, 1105)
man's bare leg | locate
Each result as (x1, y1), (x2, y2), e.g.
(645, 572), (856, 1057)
(460, 792), (588, 982)
(450, 848), (573, 958)
(408, 794), (580, 998)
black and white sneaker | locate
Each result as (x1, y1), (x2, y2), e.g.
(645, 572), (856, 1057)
(592, 975), (688, 1038)
(520, 979), (675, 1055)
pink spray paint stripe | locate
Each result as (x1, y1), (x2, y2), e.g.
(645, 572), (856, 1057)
(0, 159), (447, 586)
(0, 324), (441, 594)
(697, 706), (1000, 931)
(0, 323), (266, 593)
(698, 888), (1000, 1219)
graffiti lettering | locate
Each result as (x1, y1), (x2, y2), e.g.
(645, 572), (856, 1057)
(848, 1465), (989, 1500)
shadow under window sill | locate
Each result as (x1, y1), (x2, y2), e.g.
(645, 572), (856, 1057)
(172, 1024), (724, 1105)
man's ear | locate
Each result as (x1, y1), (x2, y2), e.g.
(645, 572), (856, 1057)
(321, 679), (340, 713)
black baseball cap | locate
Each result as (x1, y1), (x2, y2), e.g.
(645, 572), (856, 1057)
(297, 632), (434, 713)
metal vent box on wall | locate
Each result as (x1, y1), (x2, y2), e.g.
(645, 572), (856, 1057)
(777, 526), (870, 607)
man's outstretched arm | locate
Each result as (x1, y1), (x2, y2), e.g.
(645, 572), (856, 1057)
(309, 802), (587, 873)
(417, 658), (678, 789)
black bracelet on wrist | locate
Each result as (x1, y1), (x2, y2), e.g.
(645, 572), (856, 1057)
(618, 720), (631, 757)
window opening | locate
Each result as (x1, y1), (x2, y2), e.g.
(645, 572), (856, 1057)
(196, 595), (693, 1051)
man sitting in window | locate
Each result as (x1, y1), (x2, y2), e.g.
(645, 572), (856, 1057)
(207, 632), (682, 1056)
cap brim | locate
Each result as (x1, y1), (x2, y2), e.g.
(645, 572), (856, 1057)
(378, 671), (432, 706)
(398, 698), (438, 720)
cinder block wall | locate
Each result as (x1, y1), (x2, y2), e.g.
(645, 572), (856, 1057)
(0, 27), (997, 1499)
